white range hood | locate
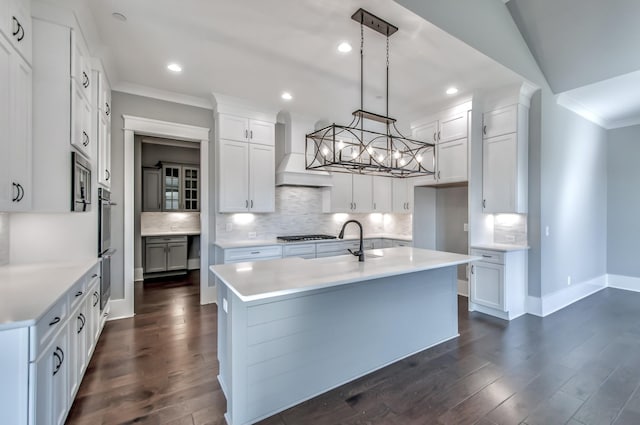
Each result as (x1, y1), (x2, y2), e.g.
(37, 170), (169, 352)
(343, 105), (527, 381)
(275, 112), (332, 187)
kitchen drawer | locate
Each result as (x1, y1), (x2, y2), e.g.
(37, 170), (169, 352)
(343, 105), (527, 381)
(224, 245), (282, 263)
(282, 244), (316, 258)
(392, 239), (412, 247)
(30, 296), (68, 361)
(146, 235), (188, 244)
(470, 249), (504, 265)
(68, 274), (88, 311)
(316, 240), (374, 255)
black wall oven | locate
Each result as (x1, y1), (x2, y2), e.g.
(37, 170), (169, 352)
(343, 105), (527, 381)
(98, 188), (115, 311)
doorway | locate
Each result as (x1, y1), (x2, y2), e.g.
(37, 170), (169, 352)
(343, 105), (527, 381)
(111, 115), (213, 320)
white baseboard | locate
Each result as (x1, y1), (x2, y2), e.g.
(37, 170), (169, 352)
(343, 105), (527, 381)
(188, 258), (200, 270)
(108, 297), (134, 321)
(526, 274), (607, 317)
(457, 279), (469, 297)
(134, 267), (143, 282)
(607, 274), (640, 292)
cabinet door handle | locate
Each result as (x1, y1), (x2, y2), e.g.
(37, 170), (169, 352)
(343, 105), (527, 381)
(49, 317), (61, 326)
(245, 200), (248, 208)
(433, 132), (437, 142)
(245, 129), (248, 139)
(17, 184), (24, 202)
(482, 254), (492, 258)
(12, 17), (25, 42)
(53, 351), (62, 376)
(471, 265), (474, 274)
(12, 17), (20, 36)
(12, 182), (19, 202)
(75, 290), (83, 297)
(106, 170), (111, 181)
(250, 130), (253, 139)
(82, 72), (90, 88)
(438, 131), (441, 141)
(93, 291), (99, 307)
(250, 251), (260, 255)
(82, 131), (90, 146)
(250, 200), (253, 208)
(437, 171), (441, 180)
(483, 125), (487, 135)
(373, 202), (376, 210)
(482, 199), (486, 209)
(105, 102), (110, 116)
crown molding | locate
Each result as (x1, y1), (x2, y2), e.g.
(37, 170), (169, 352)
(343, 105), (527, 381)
(113, 82), (213, 110)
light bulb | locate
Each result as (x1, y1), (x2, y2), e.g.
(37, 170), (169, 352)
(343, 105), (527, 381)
(322, 146), (330, 157)
(351, 149), (358, 159)
(377, 154), (385, 162)
(399, 158), (407, 166)
(393, 150), (401, 159)
(367, 146), (374, 155)
(337, 141), (345, 150)
(416, 155), (423, 163)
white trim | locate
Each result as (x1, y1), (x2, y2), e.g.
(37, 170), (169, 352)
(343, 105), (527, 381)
(607, 274), (640, 292)
(526, 274), (607, 317)
(457, 279), (469, 297)
(116, 115), (213, 321)
(108, 298), (132, 321)
(188, 258), (200, 270)
(608, 116), (640, 130)
(556, 93), (609, 129)
(114, 82), (213, 110)
(134, 267), (143, 282)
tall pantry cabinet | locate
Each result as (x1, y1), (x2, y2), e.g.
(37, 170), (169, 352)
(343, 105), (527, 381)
(0, 0), (32, 211)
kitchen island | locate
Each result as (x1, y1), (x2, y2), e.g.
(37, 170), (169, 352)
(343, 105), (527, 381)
(210, 247), (478, 425)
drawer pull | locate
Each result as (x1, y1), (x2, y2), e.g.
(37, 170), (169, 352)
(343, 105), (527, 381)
(49, 317), (61, 326)
(78, 313), (86, 333)
(482, 254), (492, 258)
(75, 291), (83, 297)
(53, 347), (64, 376)
(91, 273), (98, 278)
(250, 251), (260, 255)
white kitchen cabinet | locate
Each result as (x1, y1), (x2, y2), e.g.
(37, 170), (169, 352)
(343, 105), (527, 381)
(482, 103), (528, 214)
(372, 176), (392, 213)
(436, 138), (468, 184)
(218, 114), (275, 146)
(412, 104), (470, 187)
(70, 29), (91, 103)
(392, 178), (413, 213)
(282, 243), (316, 259)
(469, 248), (527, 320)
(218, 140), (275, 212)
(94, 67), (111, 188)
(0, 28), (31, 212)
(323, 173), (374, 213)
(482, 104), (517, 138)
(222, 245), (283, 263)
(144, 236), (188, 274)
(31, 18), (95, 211)
(67, 302), (87, 399)
(0, 0), (31, 64)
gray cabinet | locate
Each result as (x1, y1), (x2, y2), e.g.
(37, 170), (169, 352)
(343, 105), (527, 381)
(142, 168), (161, 212)
(144, 236), (188, 274)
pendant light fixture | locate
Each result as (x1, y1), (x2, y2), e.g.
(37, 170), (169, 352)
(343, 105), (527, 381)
(305, 8), (435, 177)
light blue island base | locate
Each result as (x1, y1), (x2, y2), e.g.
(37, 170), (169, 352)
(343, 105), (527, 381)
(215, 265), (459, 425)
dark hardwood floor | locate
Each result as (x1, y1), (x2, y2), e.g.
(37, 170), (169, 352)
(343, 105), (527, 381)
(67, 276), (640, 425)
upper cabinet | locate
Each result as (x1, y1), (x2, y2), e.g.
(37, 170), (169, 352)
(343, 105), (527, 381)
(0, 9), (31, 212)
(412, 104), (471, 186)
(94, 67), (112, 188)
(143, 163), (200, 212)
(0, 0), (32, 65)
(217, 109), (276, 213)
(482, 104), (528, 214)
(392, 178), (413, 213)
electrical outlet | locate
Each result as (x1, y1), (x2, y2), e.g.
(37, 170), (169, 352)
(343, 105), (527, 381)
(222, 298), (228, 313)
(545, 226), (550, 237)
(226, 223), (233, 232)
(567, 275), (572, 286)
(248, 231), (257, 239)
(463, 223), (468, 232)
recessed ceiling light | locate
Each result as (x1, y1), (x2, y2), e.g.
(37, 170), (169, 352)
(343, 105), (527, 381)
(281, 92), (293, 101)
(446, 87), (459, 95)
(337, 42), (352, 53)
(112, 12), (127, 22)
(167, 63), (182, 73)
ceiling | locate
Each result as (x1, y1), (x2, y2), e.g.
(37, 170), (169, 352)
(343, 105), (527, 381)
(83, 0), (524, 126)
(507, 0), (640, 128)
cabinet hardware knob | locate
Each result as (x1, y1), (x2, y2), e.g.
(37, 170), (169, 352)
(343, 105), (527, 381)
(106, 103), (110, 115)
(93, 292), (99, 307)
(12, 17), (20, 36)
(482, 199), (486, 208)
(245, 200), (248, 208)
(250, 200), (253, 208)
(17, 184), (24, 202)
(471, 265), (474, 274)
(49, 317), (61, 326)
(12, 17), (24, 42)
(53, 351), (62, 376)
(250, 130), (253, 139)
(483, 125), (487, 135)
(12, 182), (18, 202)
(438, 171), (441, 180)
(433, 132), (437, 142)
(245, 129), (248, 139)
(438, 131), (441, 141)
(106, 170), (110, 181)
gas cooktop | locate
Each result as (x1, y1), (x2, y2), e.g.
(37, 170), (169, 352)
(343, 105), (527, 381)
(277, 234), (337, 242)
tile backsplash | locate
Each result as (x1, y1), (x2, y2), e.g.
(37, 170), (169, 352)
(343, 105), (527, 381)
(215, 186), (412, 241)
(493, 214), (527, 245)
(141, 212), (201, 234)
(0, 213), (8, 265)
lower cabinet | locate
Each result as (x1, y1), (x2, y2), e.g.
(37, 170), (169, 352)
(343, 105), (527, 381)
(469, 248), (527, 320)
(25, 265), (103, 425)
(144, 236), (188, 274)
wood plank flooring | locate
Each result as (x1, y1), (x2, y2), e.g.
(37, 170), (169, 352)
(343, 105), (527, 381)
(67, 276), (640, 425)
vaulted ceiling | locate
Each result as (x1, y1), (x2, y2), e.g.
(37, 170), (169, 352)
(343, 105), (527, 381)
(507, 0), (640, 128)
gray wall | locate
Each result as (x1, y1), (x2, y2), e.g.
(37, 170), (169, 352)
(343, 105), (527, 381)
(110, 91), (214, 299)
(607, 124), (640, 277)
(435, 186), (468, 280)
(141, 143), (200, 167)
(397, 0), (608, 297)
(0, 214), (8, 265)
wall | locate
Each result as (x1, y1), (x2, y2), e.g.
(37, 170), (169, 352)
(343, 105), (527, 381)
(215, 186), (412, 242)
(607, 124), (640, 277)
(0, 214), (8, 265)
(141, 142), (200, 167)
(110, 91), (214, 299)
(396, 0), (608, 298)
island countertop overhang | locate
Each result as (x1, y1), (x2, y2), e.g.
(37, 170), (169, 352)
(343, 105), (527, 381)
(210, 247), (480, 303)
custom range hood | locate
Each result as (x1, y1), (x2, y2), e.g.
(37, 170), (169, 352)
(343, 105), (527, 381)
(275, 111), (332, 187)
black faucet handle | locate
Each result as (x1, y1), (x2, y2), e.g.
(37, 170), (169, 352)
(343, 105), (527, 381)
(348, 248), (362, 257)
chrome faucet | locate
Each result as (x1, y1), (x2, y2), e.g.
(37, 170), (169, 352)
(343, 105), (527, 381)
(338, 220), (365, 262)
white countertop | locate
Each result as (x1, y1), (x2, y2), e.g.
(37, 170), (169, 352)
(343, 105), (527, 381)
(0, 259), (98, 331)
(214, 233), (412, 249)
(471, 243), (530, 252)
(210, 247), (478, 302)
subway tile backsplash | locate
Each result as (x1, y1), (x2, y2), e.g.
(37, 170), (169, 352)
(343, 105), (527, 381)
(493, 214), (527, 245)
(215, 186), (412, 241)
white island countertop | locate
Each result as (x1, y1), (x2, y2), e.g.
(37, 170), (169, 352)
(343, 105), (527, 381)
(0, 259), (98, 331)
(210, 247), (478, 302)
